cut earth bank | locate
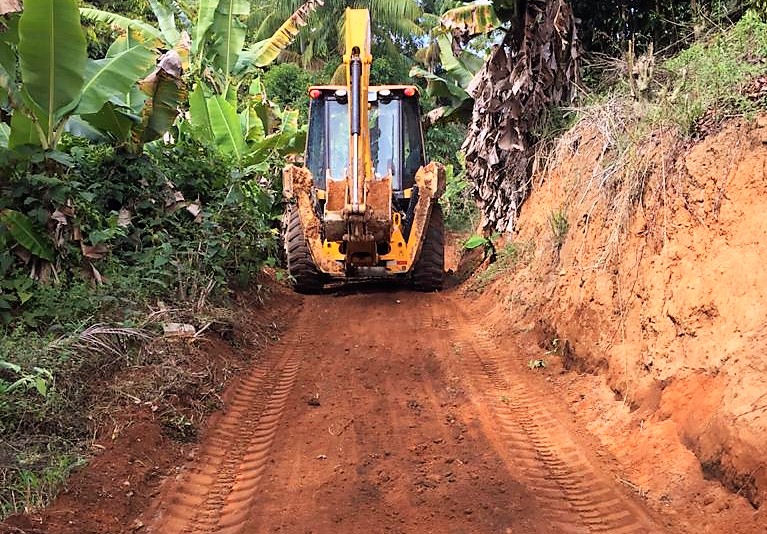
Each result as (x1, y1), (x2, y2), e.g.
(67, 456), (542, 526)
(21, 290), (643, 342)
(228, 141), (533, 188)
(463, 114), (767, 531)
(3, 118), (767, 534)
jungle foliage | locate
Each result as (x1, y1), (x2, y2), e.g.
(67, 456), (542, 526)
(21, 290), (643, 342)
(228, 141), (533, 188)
(0, 0), (313, 517)
(3, 0), (766, 521)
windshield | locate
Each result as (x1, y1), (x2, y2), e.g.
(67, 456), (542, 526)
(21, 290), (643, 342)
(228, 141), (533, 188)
(370, 100), (399, 180)
(327, 101), (350, 179)
(305, 94), (424, 191)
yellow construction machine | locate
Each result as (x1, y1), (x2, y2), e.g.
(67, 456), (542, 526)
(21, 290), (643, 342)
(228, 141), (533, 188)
(282, 8), (446, 292)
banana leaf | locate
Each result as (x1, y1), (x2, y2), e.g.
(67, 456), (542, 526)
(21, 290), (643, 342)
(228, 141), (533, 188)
(211, 0), (249, 82)
(235, 0), (324, 73)
(0, 209), (55, 262)
(81, 101), (138, 142)
(80, 7), (164, 44)
(249, 109), (304, 160)
(409, 65), (471, 102)
(8, 110), (40, 149)
(147, 0), (181, 47)
(65, 116), (110, 143)
(0, 41), (16, 106)
(436, 33), (481, 89)
(190, 83), (246, 159)
(208, 95), (245, 158)
(77, 39), (156, 115)
(0, 122), (9, 147)
(240, 106), (265, 142)
(192, 0), (217, 59)
(439, 1), (502, 40)
(18, 0), (87, 146)
(188, 82), (214, 144)
(134, 70), (186, 145)
(132, 49), (186, 145)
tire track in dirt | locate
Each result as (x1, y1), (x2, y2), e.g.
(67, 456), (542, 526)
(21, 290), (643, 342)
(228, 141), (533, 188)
(146, 305), (315, 534)
(239, 292), (559, 533)
(440, 294), (663, 534)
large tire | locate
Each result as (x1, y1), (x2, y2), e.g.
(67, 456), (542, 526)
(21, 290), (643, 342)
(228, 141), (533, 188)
(284, 207), (325, 293)
(412, 205), (445, 291)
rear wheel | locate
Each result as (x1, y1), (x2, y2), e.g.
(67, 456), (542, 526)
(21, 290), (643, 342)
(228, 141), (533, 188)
(412, 205), (445, 291)
(284, 207), (325, 293)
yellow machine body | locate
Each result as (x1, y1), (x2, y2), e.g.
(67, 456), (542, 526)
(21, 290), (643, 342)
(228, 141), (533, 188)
(282, 8), (445, 284)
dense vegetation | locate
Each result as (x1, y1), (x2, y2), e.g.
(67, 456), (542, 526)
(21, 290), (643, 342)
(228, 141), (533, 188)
(1, 0), (767, 520)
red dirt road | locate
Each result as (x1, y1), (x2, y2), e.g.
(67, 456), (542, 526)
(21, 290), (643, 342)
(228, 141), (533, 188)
(141, 290), (662, 534)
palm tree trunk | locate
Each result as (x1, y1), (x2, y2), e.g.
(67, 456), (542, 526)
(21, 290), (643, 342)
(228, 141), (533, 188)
(462, 0), (580, 233)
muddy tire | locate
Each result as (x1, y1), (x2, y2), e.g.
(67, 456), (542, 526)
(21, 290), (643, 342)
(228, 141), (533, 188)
(412, 205), (445, 291)
(284, 207), (325, 294)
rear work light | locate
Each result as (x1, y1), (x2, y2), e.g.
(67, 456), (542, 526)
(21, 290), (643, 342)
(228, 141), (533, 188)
(403, 87), (416, 97)
(309, 89), (322, 99)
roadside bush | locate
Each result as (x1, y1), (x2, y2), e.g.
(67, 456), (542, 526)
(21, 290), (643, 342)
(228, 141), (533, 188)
(425, 121), (466, 171)
(426, 122), (477, 231)
(0, 134), (282, 517)
(441, 156), (479, 232)
(654, 10), (767, 132)
(263, 63), (313, 120)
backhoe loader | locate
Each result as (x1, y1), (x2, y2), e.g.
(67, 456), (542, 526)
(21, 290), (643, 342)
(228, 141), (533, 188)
(282, 8), (446, 293)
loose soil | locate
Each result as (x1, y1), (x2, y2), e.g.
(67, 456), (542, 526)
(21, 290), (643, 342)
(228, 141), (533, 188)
(6, 289), (668, 534)
(3, 118), (767, 534)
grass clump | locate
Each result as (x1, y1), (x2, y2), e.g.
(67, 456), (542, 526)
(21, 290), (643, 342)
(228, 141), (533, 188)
(549, 209), (570, 249)
(654, 10), (767, 132)
(467, 241), (534, 291)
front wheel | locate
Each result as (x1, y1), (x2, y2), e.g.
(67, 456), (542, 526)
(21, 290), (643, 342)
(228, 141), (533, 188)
(284, 207), (325, 293)
(412, 205), (445, 291)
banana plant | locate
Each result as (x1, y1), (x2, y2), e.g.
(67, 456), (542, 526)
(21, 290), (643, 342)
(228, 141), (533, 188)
(0, 0), (176, 151)
(81, 0), (324, 96)
(188, 77), (306, 168)
(79, 0), (320, 160)
(410, 1), (503, 126)
(14, 0), (87, 149)
(411, 32), (486, 125)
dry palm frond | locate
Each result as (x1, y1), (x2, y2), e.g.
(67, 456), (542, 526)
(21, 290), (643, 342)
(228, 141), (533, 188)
(53, 324), (153, 361)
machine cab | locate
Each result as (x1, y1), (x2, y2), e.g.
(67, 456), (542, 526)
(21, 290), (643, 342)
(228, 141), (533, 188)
(304, 85), (426, 200)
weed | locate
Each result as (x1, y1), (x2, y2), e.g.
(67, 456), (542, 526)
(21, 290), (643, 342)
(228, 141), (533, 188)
(462, 233), (499, 262)
(549, 209), (570, 249)
(0, 451), (85, 517)
(467, 241), (534, 291)
(653, 10), (767, 133)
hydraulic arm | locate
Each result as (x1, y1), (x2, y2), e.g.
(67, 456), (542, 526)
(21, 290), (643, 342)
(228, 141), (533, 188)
(281, 8), (446, 291)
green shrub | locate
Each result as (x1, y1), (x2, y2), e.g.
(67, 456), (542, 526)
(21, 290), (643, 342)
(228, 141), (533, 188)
(442, 159), (479, 232)
(263, 63), (313, 120)
(425, 121), (466, 170)
(657, 10), (767, 132)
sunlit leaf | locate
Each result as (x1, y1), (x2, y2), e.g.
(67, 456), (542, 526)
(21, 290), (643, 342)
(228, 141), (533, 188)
(19, 0), (87, 145)
(439, 1), (502, 39)
(0, 122), (9, 148)
(463, 234), (488, 249)
(80, 7), (164, 44)
(235, 0), (324, 73)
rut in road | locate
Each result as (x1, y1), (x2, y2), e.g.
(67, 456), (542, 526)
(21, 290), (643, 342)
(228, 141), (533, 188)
(144, 291), (664, 534)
